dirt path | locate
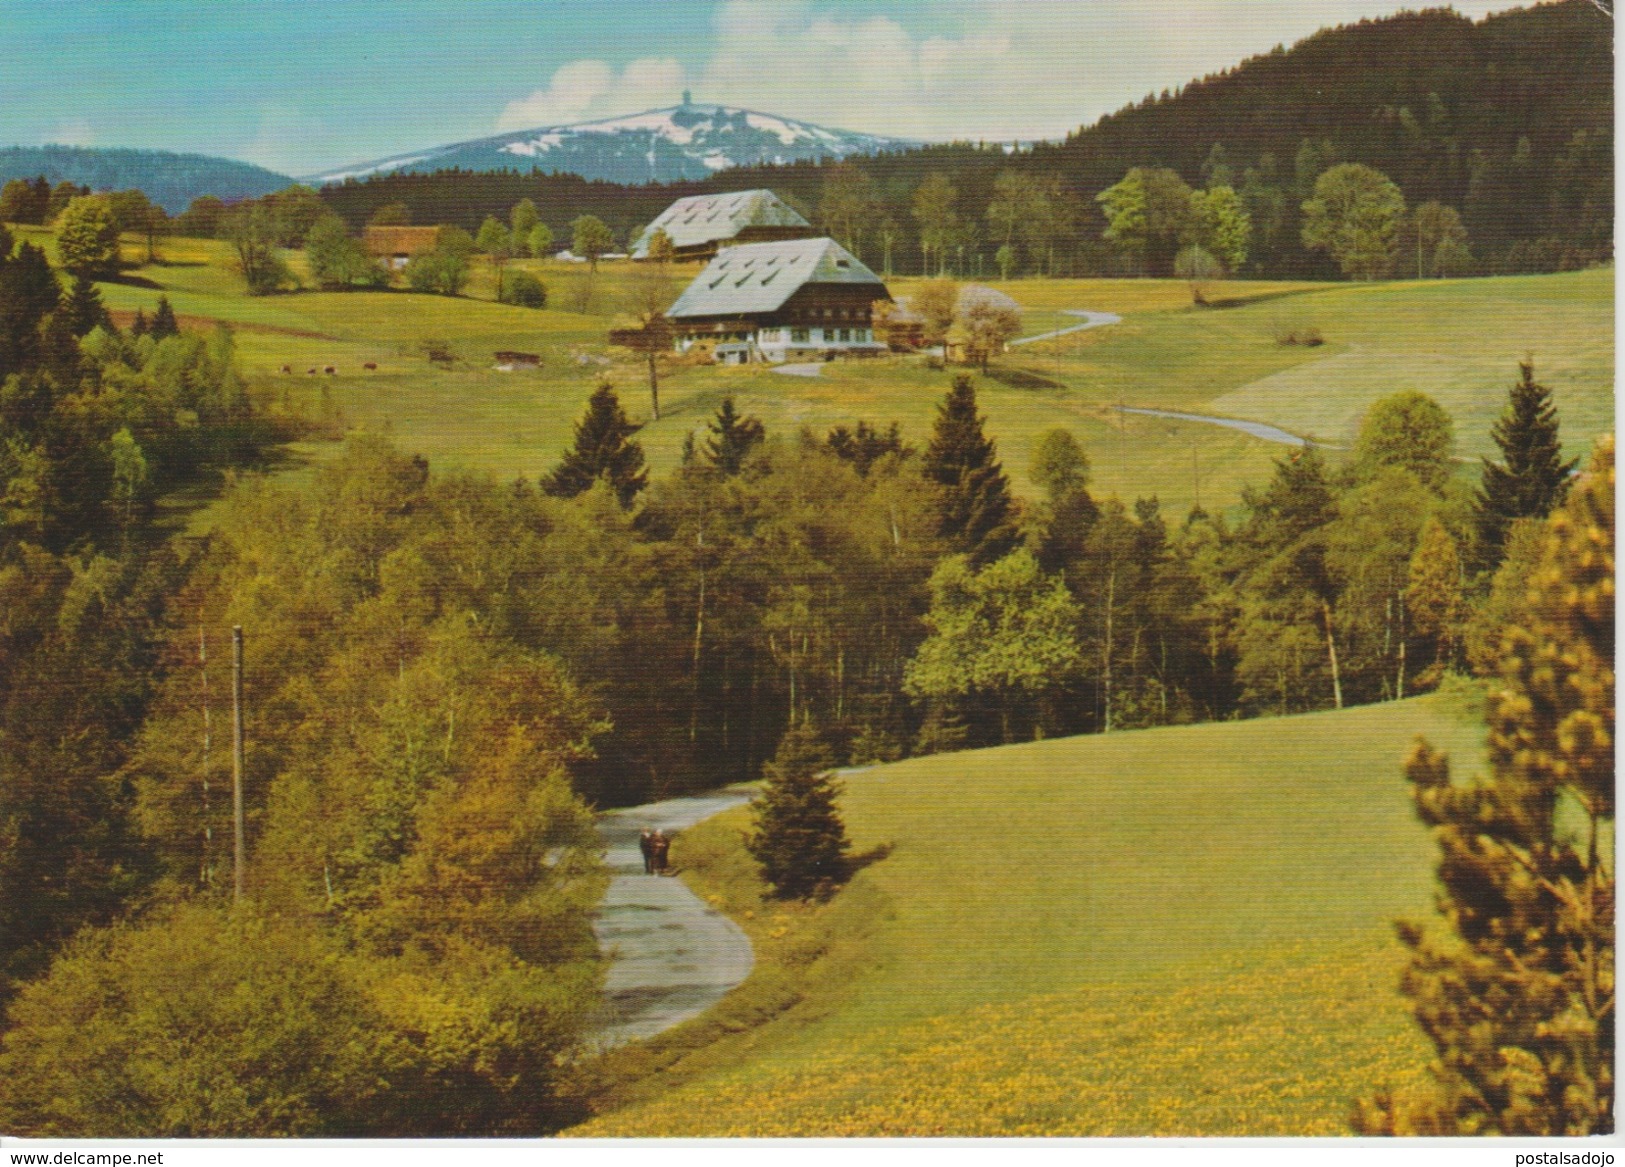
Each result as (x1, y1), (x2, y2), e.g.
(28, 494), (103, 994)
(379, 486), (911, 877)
(589, 790), (755, 1049)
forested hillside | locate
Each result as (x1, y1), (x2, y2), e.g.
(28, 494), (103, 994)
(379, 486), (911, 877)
(312, 1), (1609, 278)
(0, 147), (291, 214)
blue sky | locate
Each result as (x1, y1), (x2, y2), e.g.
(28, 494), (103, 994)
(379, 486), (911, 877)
(2, 0), (1517, 177)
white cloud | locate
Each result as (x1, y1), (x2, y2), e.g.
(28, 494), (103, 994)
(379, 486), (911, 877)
(48, 119), (96, 148)
(242, 105), (329, 176)
(496, 57), (685, 131)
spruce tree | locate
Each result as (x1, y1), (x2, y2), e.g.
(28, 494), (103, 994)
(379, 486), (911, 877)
(922, 375), (1019, 565)
(149, 296), (179, 341)
(129, 309), (148, 338)
(704, 395), (764, 476)
(1356, 438), (1613, 1136)
(542, 383), (647, 509)
(1475, 359), (1577, 569)
(62, 275), (106, 338)
(747, 723), (849, 900)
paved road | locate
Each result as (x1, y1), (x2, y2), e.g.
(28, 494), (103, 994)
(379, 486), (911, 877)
(1010, 308), (1122, 346)
(588, 790), (755, 1050)
(1116, 405), (1334, 449)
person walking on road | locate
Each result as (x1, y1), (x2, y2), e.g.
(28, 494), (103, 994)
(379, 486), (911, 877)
(651, 829), (671, 875)
(639, 828), (656, 874)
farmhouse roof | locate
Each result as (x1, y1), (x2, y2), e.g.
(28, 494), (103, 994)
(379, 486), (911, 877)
(363, 226), (442, 256)
(667, 237), (886, 319)
(630, 189), (810, 258)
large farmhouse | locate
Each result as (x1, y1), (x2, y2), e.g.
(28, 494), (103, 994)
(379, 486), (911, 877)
(665, 237), (890, 365)
(629, 189), (813, 262)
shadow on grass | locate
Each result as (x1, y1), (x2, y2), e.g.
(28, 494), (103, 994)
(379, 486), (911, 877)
(846, 841), (894, 877)
(1204, 285), (1332, 311)
(104, 273), (163, 290)
(983, 366), (1067, 390)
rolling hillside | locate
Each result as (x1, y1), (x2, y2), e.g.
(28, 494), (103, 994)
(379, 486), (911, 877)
(56, 222), (1611, 520)
(0, 146), (291, 213)
(577, 694), (1491, 1136)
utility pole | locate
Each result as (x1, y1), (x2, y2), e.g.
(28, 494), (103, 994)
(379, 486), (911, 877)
(232, 625), (245, 904)
(200, 626), (213, 889)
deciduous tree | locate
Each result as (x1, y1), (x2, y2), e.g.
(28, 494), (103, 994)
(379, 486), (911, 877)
(1352, 391), (1456, 492)
(1097, 167), (1195, 274)
(570, 215), (615, 272)
(904, 549), (1083, 743)
(55, 195), (120, 279)
(950, 285), (1022, 371)
(1301, 163), (1406, 280)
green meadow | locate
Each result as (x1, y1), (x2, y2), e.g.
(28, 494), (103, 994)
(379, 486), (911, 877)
(57, 228), (1611, 517)
(578, 693), (1490, 1137)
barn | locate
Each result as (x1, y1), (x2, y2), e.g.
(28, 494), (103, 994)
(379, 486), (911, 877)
(363, 226), (442, 271)
(665, 237), (891, 365)
(629, 189), (814, 263)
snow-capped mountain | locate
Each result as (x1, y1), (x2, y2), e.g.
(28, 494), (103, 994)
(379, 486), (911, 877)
(305, 101), (917, 186)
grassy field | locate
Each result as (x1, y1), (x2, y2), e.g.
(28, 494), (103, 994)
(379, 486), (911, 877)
(27, 223), (1611, 513)
(574, 694), (1489, 1137)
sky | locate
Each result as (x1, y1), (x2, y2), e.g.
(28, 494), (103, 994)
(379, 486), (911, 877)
(1, 0), (1522, 178)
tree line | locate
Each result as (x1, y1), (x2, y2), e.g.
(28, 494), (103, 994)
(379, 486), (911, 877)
(284, 2), (1608, 281)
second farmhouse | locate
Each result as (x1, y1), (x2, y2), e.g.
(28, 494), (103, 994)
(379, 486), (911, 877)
(629, 189), (814, 262)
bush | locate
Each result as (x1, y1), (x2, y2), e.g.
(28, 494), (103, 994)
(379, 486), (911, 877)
(0, 904), (601, 1137)
(420, 337), (456, 364)
(500, 270), (547, 308)
(0, 906), (388, 1137)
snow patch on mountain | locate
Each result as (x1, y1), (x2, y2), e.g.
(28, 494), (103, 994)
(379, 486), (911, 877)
(305, 102), (916, 187)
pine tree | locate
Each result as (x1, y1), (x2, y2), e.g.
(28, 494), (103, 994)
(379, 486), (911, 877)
(129, 309), (148, 338)
(1356, 437), (1613, 1136)
(149, 296), (179, 341)
(1476, 359), (1577, 569)
(61, 275), (107, 338)
(542, 383), (647, 509)
(747, 723), (849, 900)
(704, 395), (764, 476)
(922, 376), (1019, 565)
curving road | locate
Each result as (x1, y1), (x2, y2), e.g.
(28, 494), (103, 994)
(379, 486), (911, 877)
(588, 790), (755, 1050)
(1115, 405), (1336, 449)
(1010, 308), (1122, 346)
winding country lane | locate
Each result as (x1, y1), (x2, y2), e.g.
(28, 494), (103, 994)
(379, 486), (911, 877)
(1115, 405), (1333, 449)
(1010, 308), (1123, 346)
(588, 790), (755, 1050)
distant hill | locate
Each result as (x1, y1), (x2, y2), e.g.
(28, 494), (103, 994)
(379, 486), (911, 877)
(306, 101), (917, 187)
(0, 146), (292, 213)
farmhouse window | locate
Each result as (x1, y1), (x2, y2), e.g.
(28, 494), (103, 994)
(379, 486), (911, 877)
(792, 328), (809, 343)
